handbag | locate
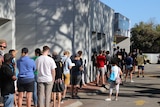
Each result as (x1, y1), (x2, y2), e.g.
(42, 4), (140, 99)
(53, 78), (65, 92)
(115, 77), (121, 84)
(115, 70), (121, 84)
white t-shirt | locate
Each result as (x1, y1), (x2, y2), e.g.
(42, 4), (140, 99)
(111, 65), (120, 80)
(36, 55), (57, 82)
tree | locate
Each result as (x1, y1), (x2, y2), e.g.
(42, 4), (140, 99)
(131, 22), (160, 53)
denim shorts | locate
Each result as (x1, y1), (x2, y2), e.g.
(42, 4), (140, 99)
(138, 66), (144, 70)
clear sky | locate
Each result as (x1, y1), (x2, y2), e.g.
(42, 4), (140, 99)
(100, 0), (160, 28)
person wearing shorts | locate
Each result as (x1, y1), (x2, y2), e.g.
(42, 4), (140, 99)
(71, 54), (83, 98)
(125, 53), (134, 82)
(136, 50), (145, 78)
(96, 50), (106, 87)
(61, 51), (73, 101)
(17, 48), (36, 107)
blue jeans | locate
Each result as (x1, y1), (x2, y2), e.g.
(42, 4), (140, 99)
(33, 75), (38, 106)
(3, 94), (14, 107)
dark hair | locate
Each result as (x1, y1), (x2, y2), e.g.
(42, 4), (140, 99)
(111, 58), (118, 65)
(77, 50), (82, 56)
(21, 48), (28, 54)
(35, 48), (41, 55)
(4, 53), (13, 62)
(9, 49), (15, 54)
(43, 46), (50, 52)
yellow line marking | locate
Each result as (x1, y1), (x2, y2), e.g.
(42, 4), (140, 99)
(135, 100), (146, 106)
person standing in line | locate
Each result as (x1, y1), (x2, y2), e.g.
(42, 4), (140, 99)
(9, 49), (18, 107)
(96, 50), (106, 87)
(105, 51), (111, 81)
(77, 50), (87, 88)
(52, 52), (63, 107)
(35, 46), (56, 107)
(91, 51), (97, 81)
(31, 48), (41, 107)
(0, 39), (7, 66)
(125, 53), (134, 82)
(71, 54), (83, 98)
(0, 39), (7, 103)
(0, 53), (17, 107)
(17, 48), (36, 107)
(61, 51), (73, 102)
(136, 50), (145, 78)
(105, 58), (123, 101)
(132, 49), (138, 74)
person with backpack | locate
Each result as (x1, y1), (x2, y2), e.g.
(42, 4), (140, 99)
(52, 52), (64, 107)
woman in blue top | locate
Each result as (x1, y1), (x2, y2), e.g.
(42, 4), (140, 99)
(17, 48), (36, 107)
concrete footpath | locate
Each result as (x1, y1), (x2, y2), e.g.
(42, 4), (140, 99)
(0, 64), (159, 107)
(62, 64), (160, 107)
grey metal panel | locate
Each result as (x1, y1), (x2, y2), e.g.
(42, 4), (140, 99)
(16, 24), (36, 44)
(16, 5), (36, 25)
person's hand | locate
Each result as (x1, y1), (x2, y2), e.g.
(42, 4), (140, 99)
(12, 75), (17, 81)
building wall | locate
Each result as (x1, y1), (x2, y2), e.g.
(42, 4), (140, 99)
(15, 0), (114, 82)
(0, 0), (15, 50)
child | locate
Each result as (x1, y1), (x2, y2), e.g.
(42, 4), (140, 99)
(105, 58), (123, 101)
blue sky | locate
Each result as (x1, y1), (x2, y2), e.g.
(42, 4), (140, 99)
(100, 0), (160, 27)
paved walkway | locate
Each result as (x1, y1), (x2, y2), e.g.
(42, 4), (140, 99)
(0, 64), (160, 107)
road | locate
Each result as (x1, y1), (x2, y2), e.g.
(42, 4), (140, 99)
(78, 64), (160, 107)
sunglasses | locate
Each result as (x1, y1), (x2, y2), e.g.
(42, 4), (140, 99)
(0, 45), (7, 48)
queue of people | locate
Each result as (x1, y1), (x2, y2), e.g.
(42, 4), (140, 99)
(91, 46), (146, 101)
(0, 39), (88, 107)
(0, 38), (147, 106)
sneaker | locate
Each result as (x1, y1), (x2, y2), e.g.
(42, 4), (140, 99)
(101, 84), (105, 88)
(60, 100), (64, 104)
(105, 98), (111, 101)
(137, 76), (139, 78)
(131, 80), (134, 83)
(61, 97), (67, 103)
(96, 83), (98, 86)
(142, 75), (144, 78)
(114, 98), (118, 101)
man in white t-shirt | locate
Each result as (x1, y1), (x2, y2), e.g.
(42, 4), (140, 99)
(36, 46), (56, 107)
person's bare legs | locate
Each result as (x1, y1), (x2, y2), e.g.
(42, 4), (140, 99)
(18, 92), (23, 107)
(57, 92), (61, 107)
(26, 92), (32, 107)
(62, 85), (67, 98)
(137, 68), (140, 77)
(130, 69), (134, 81)
(125, 70), (129, 82)
(14, 92), (18, 107)
(53, 92), (56, 107)
(96, 74), (100, 86)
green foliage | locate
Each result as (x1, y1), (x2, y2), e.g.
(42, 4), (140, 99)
(131, 21), (160, 53)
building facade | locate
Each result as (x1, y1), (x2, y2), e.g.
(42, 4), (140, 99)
(114, 13), (130, 53)
(15, 0), (115, 82)
(0, 0), (15, 50)
(0, 0), (132, 82)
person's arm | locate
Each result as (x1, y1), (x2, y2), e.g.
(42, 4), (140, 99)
(4, 65), (17, 81)
(51, 69), (56, 82)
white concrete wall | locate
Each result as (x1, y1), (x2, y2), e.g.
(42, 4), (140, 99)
(0, 0), (15, 51)
(15, 0), (114, 82)
(117, 37), (130, 53)
(144, 53), (160, 64)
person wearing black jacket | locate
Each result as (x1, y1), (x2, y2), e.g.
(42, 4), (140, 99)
(0, 53), (16, 107)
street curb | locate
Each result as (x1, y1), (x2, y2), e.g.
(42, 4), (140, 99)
(65, 100), (83, 107)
